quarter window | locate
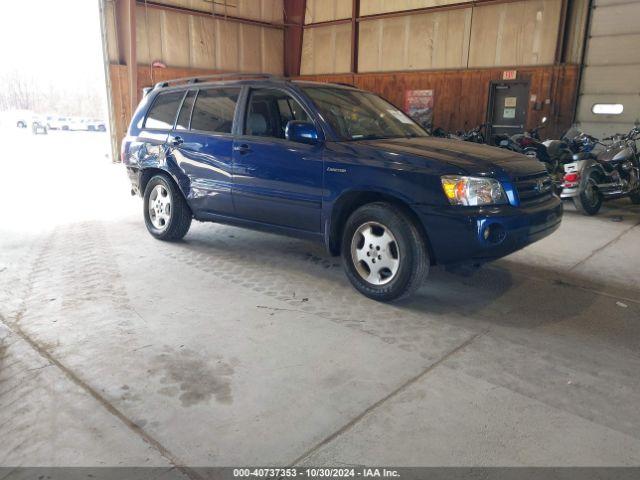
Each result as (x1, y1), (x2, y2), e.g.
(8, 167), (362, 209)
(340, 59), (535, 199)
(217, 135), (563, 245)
(144, 91), (184, 129)
(191, 88), (240, 134)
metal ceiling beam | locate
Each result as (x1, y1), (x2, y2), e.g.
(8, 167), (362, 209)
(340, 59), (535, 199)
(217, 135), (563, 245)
(283, 0), (306, 77)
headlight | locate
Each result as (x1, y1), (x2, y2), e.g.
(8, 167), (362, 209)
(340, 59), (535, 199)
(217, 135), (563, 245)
(441, 175), (508, 206)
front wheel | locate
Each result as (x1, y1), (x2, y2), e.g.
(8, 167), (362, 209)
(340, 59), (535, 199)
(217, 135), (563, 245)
(143, 174), (192, 241)
(341, 202), (429, 302)
(630, 190), (640, 205)
(573, 173), (603, 215)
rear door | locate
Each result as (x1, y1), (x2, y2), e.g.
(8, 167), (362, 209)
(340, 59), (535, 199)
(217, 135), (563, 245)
(134, 89), (185, 176)
(171, 87), (241, 216)
(231, 87), (324, 233)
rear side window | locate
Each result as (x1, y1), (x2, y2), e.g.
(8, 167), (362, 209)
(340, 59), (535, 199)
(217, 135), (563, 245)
(144, 91), (185, 129)
(191, 88), (240, 134)
(176, 90), (197, 130)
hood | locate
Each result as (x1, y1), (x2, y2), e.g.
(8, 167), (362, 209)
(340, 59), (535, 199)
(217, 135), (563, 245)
(359, 137), (546, 178)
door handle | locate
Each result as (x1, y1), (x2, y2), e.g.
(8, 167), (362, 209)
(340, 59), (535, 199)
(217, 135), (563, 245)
(168, 135), (183, 147)
(233, 144), (251, 154)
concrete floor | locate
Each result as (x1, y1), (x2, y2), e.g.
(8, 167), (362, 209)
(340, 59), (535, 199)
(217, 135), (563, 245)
(1, 129), (640, 468)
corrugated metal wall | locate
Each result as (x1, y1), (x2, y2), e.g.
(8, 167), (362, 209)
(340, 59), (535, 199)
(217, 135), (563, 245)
(575, 0), (640, 138)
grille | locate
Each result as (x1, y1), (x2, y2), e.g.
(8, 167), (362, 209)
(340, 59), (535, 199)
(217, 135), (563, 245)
(515, 172), (554, 205)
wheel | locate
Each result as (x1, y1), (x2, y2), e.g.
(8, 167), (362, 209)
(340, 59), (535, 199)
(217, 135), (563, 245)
(630, 190), (640, 205)
(16, 121), (26, 129)
(573, 173), (603, 215)
(341, 202), (429, 302)
(143, 174), (192, 241)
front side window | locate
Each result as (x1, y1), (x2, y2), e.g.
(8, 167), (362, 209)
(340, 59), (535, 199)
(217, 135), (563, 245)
(302, 87), (427, 141)
(245, 88), (310, 139)
(191, 88), (240, 134)
(144, 91), (185, 129)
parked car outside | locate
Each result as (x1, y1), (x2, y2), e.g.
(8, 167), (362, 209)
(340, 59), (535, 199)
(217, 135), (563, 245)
(31, 116), (48, 135)
(122, 77), (562, 301)
(86, 119), (107, 132)
(47, 116), (71, 130)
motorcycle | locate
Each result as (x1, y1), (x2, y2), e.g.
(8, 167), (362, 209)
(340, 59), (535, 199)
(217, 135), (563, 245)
(560, 125), (640, 215)
(510, 117), (557, 170)
(456, 124), (486, 144)
(493, 118), (575, 192)
(431, 124), (485, 143)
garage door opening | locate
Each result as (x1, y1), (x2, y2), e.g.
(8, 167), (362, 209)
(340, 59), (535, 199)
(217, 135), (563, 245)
(0, 0), (124, 232)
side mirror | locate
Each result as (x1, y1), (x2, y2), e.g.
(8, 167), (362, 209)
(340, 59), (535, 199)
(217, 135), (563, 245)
(285, 121), (319, 145)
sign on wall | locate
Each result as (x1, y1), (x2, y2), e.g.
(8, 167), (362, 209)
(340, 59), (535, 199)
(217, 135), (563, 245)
(503, 70), (517, 80)
(404, 89), (434, 130)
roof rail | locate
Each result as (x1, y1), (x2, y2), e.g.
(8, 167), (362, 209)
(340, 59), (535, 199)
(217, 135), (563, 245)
(153, 72), (287, 89)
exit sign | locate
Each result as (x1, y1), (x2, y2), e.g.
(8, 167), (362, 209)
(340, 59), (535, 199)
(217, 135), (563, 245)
(503, 70), (517, 80)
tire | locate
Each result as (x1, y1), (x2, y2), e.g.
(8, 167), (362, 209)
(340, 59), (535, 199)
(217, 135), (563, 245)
(143, 174), (192, 241)
(630, 191), (640, 205)
(573, 172), (603, 215)
(341, 202), (429, 302)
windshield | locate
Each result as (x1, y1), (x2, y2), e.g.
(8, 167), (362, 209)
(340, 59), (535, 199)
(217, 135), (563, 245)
(562, 127), (583, 141)
(301, 87), (428, 141)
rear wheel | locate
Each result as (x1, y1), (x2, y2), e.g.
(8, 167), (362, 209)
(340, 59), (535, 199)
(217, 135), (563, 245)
(143, 174), (192, 241)
(341, 202), (429, 302)
(573, 172), (603, 215)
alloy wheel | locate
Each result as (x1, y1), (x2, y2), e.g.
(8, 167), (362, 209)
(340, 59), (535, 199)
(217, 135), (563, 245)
(350, 221), (401, 286)
(149, 184), (172, 231)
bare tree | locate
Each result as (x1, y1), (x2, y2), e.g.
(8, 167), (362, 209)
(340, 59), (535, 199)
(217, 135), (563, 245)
(0, 69), (105, 118)
(0, 70), (38, 111)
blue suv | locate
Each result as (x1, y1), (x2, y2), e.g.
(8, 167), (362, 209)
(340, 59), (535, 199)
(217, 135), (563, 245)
(122, 74), (562, 301)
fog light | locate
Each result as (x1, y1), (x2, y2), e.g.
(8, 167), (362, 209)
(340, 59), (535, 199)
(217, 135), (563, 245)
(482, 223), (506, 245)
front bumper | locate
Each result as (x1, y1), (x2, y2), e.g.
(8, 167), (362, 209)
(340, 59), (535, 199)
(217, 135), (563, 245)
(417, 195), (563, 265)
(127, 167), (142, 196)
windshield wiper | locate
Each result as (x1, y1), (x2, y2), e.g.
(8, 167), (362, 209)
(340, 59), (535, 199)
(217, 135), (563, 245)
(349, 134), (393, 141)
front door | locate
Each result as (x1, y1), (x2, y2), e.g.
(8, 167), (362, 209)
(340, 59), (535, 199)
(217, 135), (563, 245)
(171, 87), (241, 216)
(232, 87), (324, 233)
(487, 82), (530, 144)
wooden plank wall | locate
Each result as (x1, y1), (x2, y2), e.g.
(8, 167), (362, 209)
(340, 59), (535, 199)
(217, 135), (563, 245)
(149, 0), (284, 23)
(297, 64), (579, 138)
(360, 0), (470, 16)
(358, 9), (472, 72)
(301, 0), (563, 75)
(134, 5), (284, 72)
(304, 0), (352, 23)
